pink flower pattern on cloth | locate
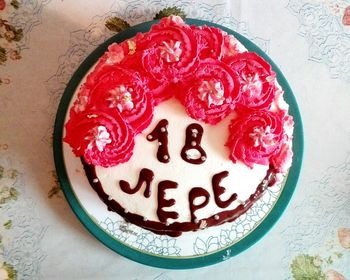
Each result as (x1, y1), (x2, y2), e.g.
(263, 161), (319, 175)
(64, 16), (294, 171)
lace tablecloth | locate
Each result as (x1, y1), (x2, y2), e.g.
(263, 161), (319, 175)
(0, 0), (349, 279)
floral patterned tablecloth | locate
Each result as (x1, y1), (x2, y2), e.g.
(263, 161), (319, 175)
(0, 0), (349, 279)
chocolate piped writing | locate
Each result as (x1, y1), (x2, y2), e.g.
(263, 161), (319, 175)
(188, 187), (210, 222)
(212, 171), (237, 208)
(157, 180), (179, 223)
(119, 168), (154, 198)
(147, 119), (170, 163)
(82, 157), (277, 237)
(181, 123), (207, 164)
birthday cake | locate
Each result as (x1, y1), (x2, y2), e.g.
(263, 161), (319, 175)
(63, 16), (294, 237)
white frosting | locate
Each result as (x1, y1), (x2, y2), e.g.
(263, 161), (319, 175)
(95, 98), (269, 223)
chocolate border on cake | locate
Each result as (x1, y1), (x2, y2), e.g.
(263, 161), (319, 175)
(82, 158), (278, 237)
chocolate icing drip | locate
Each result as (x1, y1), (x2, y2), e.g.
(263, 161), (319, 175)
(212, 171), (237, 208)
(146, 119), (170, 163)
(157, 180), (179, 223)
(119, 168), (154, 198)
(81, 157), (277, 236)
(188, 187), (210, 222)
(181, 123), (207, 164)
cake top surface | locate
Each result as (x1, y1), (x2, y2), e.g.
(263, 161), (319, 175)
(55, 16), (302, 264)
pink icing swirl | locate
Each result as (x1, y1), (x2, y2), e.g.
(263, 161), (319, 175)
(194, 25), (225, 59)
(179, 59), (241, 124)
(271, 112), (294, 172)
(86, 67), (154, 134)
(83, 33), (145, 88)
(109, 39), (171, 105)
(271, 142), (293, 172)
(141, 17), (199, 91)
(64, 109), (135, 167)
(225, 110), (285, 168)
(225, 52), (277, 110)
(222, 34), (244, 58)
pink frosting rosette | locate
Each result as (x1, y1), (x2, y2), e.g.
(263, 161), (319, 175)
(121, 51), (171, 105)
(271, 142), (293, 172)
(64, 109), (135, 167)
(140, 16), (199, 92)
(114, 33), (146, 69)
(222, 34), (245, 58)
(179, 58), (241, 124)
(225, 52), (277, 110)
(193, 25), (225, 59)
(225, 110), (285, 168)
(83, 45), (126, 88)
(271, 112), (294, 172)
(155, 15), (185, 27)
(71, 83), (91, 114)
(79, 67), (154, 134)
(104, 37), (171, 105)
(84, 34), (144, 87)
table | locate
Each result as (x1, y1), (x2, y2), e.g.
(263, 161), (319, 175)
(0, 0), (349, 279)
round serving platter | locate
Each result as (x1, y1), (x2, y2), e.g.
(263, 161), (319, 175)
(53, 18), (304, 269)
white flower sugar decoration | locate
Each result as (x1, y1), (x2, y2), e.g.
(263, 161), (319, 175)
(241, 73), (263, 97)
(198, 80), (225, 106)
(85, 125), (112, 152)
(249, 126), (275, 148)
(108, 85), (134, 112)
(160, 40), (182, 63)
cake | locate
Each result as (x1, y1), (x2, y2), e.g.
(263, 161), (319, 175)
(63, 16), (294, 237)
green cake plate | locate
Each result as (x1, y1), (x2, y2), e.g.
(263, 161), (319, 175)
(53, 19), (304, 269)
